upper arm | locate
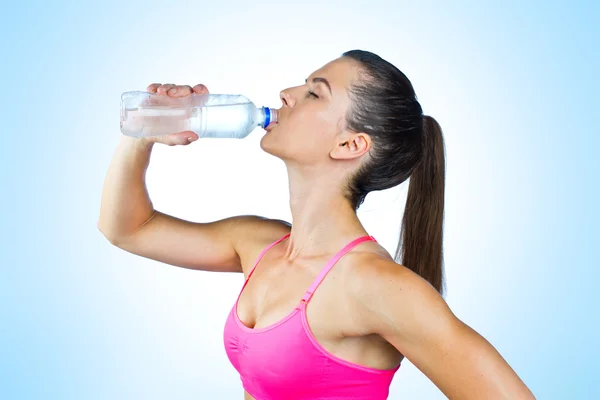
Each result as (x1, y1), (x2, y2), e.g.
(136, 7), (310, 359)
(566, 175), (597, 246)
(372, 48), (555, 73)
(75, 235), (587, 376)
(105, 211), (290, 273)
(353, 260), (536, 400)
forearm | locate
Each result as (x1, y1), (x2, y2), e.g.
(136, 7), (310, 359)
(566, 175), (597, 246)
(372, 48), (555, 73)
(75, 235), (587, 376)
(97, 135), (156, 240)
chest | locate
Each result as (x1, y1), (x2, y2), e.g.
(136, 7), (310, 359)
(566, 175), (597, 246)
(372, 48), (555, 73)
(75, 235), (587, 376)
(236, 256), (353, 338)
(229, 241), (403, 372)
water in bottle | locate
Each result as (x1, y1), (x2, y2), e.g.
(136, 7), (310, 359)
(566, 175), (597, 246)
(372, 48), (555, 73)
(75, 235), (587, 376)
(120, 91), (278, 139)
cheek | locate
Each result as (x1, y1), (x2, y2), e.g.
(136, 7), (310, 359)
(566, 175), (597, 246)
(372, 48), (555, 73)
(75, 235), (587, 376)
(288, 106), (338, 136)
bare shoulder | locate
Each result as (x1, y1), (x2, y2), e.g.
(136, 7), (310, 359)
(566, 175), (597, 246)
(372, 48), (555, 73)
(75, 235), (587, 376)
(345, 252), (438, 298)
(343, 253), (452, 334)
(230, 215), (291, 275)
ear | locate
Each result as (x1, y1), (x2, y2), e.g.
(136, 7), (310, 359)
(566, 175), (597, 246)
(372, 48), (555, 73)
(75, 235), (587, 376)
(330, 131), (372, 160)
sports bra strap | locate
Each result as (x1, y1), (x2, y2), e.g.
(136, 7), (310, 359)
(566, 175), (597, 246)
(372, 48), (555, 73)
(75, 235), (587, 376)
(246, 233), (291, 279)
(301, 235), (377, 303)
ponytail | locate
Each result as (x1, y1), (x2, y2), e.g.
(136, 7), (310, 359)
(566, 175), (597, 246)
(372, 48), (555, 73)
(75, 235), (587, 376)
(395, 115), (446, 295)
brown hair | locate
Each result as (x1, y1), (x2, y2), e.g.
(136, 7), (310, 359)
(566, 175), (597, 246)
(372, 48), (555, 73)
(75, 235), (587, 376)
(342, 50), (447, 295)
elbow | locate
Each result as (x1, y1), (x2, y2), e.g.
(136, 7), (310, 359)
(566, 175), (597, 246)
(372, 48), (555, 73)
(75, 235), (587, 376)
(97, 221), (122, 246)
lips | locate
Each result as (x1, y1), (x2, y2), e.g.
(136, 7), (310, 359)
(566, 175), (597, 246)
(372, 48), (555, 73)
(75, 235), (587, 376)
(265, 121), (278, 131)
(266, 108), (281, 131)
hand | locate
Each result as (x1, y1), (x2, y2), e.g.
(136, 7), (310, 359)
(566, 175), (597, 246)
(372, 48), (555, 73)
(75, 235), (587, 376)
(141, 83), (210, 146)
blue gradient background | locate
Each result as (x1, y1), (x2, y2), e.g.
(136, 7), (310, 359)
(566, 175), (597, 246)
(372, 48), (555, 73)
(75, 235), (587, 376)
(1, 0), (598, 399)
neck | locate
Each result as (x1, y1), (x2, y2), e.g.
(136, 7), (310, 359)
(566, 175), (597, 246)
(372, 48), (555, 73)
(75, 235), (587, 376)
(282, 164), (368, 262)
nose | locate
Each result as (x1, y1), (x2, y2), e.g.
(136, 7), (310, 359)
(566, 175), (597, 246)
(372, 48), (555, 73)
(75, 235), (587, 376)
(280, 90), (295, 108)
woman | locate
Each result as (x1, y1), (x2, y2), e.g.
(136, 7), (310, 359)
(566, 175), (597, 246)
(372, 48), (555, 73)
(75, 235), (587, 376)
(98, 50), (535, 399)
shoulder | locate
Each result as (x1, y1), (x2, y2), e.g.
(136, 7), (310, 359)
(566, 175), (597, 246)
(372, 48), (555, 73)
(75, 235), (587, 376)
(229, 215), (291, 275)
(229, 215), (291, 236)
(344, 253), (453, 336)
(345, 252), (437, 300)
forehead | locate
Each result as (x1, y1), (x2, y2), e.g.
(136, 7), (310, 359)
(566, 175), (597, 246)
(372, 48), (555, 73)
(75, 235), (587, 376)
(308, 57), (360, 92)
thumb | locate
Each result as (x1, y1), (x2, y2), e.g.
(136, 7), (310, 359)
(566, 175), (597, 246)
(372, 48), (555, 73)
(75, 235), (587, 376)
(169, 131), (199, 146)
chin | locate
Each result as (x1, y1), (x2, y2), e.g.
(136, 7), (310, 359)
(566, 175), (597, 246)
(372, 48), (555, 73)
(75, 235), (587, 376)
(261, 131), (293, 163)
(259, 131), (278, 156)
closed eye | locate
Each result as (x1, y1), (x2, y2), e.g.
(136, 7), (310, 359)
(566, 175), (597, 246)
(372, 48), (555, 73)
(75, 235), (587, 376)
(307, 90), (319, 99)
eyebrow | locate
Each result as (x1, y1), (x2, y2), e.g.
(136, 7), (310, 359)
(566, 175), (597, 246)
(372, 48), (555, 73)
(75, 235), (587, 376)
(305, 77), (332, 94)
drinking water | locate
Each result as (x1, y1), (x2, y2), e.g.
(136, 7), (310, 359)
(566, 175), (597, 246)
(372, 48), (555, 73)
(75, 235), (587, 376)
(120, 91), (278, 139)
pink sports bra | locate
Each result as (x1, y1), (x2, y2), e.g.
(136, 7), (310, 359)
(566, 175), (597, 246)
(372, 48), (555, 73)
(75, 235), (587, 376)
(223, 233), (400, 399)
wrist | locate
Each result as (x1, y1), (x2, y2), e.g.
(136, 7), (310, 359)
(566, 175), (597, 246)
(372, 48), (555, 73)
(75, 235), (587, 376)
(121, 135), (155, 152)
(137, 137), (156, 150)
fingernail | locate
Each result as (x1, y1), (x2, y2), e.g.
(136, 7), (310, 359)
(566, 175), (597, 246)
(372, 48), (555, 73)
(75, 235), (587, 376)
(188, 136), (198, 142)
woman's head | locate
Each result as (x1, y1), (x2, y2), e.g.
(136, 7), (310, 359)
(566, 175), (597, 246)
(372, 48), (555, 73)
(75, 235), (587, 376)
(260, 55), (371, 169)
(262, 50), (446, 295)
(261, 50), (424, 209)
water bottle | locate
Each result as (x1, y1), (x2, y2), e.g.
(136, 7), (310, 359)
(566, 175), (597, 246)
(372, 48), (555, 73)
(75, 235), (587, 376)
(120, 91), (278, 139)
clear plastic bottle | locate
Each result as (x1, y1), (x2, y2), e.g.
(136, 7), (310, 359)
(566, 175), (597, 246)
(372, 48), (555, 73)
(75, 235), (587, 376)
(120, 91), (278, 139)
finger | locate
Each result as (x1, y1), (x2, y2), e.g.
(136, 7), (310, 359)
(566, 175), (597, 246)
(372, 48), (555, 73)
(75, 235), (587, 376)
(169, 85), (193, 97)
(157, 83), (176, 95)
(147, 83), (161, 93)
(171, 131), (199, 145)
(192, 84), (209, 95)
